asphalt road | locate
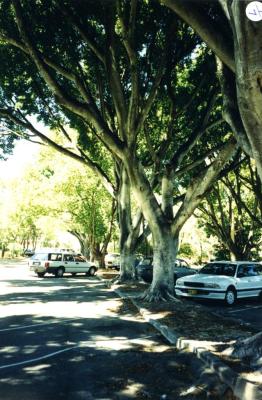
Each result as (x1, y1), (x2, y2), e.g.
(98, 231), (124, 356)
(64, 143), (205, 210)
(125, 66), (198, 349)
(0, 259), (206, 400)
(183, 296), (262, 332)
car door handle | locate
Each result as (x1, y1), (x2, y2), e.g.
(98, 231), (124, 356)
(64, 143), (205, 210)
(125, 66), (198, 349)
(76, 262), (79, 264)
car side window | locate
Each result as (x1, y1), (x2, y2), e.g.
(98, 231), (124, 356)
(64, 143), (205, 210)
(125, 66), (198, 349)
(255, 265), (262, 275)
(48, 253), (62, 261)
(237, 266), (245, 277)
(74, 255), (85, 262)
(238, 265), (258, 277)
(64, 254), (74, 262)
(223, 265), (235, 277)
(245, 265), (258, 276)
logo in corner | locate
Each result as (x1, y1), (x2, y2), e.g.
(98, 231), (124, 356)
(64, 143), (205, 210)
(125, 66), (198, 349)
(246, 1), (262, 21)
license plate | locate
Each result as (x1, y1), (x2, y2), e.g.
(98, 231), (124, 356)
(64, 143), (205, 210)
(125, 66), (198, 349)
(33, 262), (40, 266)
(188, 289), (198, 295)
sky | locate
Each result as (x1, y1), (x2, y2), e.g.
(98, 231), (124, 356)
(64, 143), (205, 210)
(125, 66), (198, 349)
(0, 139), (40, 180)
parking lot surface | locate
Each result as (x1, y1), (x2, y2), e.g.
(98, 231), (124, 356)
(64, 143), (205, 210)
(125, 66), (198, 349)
(186, 297), (262, 332)
(0, 259), (211, 400)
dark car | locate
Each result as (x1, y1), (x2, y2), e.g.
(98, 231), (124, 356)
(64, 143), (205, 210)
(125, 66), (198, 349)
(23, 249), (35, 257)
(136, 257), (196, 284)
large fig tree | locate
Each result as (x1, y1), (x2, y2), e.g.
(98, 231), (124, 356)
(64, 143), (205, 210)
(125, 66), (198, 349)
(0, 0), (237, 300)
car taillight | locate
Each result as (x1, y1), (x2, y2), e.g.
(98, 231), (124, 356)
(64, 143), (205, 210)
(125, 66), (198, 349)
(44, 262), (49, 268)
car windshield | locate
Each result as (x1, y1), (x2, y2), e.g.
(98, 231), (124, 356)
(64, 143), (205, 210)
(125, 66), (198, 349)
(31, 253), (48, 261)
(200, 263), (236, 277)
(139, 258), (152, 266)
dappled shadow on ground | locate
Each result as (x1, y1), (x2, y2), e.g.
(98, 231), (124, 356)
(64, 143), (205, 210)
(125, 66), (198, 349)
(0, 310), (208, 399)
(0, 265), (248, 399)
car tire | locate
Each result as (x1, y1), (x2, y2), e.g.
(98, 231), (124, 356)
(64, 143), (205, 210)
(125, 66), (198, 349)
(225, 287), (236, 306)
(56, 267), (64, 278)
(37, 272), (45, 278)
(88, 267), (96, 276)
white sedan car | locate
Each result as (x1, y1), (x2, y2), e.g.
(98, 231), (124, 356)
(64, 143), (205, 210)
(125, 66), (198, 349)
(175, 261), (262, 305)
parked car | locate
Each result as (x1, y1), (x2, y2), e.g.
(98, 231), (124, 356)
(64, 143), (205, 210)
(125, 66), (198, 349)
(136, 257), (196, 284)
(28, 249), (97, 278)
(105, 253), (120, 270)
(23, 249), (35, 257)
(175, 261), (262, 305)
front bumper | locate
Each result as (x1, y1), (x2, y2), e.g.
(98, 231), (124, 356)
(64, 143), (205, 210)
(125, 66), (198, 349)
(175, 286), (226, 300)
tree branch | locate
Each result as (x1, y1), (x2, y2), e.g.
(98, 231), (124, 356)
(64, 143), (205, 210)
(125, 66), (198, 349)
(11, 0), (124, 159)
(116, 0), (139, 139)
(160, 0), (235, 72)
(169, 88), (219, 171)
(0, 107), (115, 198)
(172, 138), (238, 236)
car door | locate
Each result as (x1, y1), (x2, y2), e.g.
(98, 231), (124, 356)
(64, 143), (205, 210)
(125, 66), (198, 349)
(74, 255), (89, 274)
(63, 254), (77, 273)
(236, 264), (261, 298)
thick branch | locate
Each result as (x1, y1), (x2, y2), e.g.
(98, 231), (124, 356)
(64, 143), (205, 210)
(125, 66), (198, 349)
(0, 108), (115, 197)
(58, 3), (105, 64)
(160, 0), (235, 72)
(117, 0), (139, 138)
(217, 59), (253, 157)
(169, 89), (219, 170)
(136, 57), (166, 134)
(11, 0), (124, 159)
(172, 138), (238, 236)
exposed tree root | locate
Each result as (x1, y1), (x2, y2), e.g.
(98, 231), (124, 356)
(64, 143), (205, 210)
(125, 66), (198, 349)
(107, 274), (138, 287)
(138, 287), (179, 303)
(223, 331), (262, 366)
(180, 368), (237, 399)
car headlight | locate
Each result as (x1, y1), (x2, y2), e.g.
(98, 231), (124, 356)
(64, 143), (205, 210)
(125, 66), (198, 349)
(203, 283), (220, 288)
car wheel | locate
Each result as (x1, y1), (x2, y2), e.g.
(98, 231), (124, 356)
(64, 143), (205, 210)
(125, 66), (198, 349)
(225, 288), (236, 306)
(56, 267), (64, 278)
(37, 272), (45, 278)
(88, 267), (96, 276)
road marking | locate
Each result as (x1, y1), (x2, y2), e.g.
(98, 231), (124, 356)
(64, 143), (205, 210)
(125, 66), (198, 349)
(0, 334), (158, 371)
(0, 317), (82, 333)
(0, 346), (78, 370)
(227, 305), (262, 313)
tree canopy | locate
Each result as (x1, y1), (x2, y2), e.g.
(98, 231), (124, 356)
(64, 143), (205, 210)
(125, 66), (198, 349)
(0, 0), (249, 300)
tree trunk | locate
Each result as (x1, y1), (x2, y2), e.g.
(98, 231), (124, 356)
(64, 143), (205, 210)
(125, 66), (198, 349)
(228, 1), (262, 184)
(141, 229), (178, 301)
(125, 159), (177, 300)
(1, 244), (6, 258)
(224, 332), (262, 366)
(68, 230), (90, 258)
(118, 166), (139, 281)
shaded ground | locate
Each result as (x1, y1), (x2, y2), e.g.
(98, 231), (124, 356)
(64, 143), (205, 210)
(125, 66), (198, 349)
(1, 260), (237, 400)
(98, 270), (262, 391)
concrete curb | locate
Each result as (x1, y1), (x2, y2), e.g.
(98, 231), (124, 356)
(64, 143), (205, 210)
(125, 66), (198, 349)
(113, 288), (262, 400)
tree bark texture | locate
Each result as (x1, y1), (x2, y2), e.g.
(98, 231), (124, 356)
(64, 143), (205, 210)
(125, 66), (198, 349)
(229, 1), (262, 184)
(118, 167), (137, 281)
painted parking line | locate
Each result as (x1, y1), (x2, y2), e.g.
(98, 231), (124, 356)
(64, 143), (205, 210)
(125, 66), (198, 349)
(0, 346), (78, 370)
(0, 334), (158, 371)
(227, 305), (262, 313)
(0, 317), (83, 333)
